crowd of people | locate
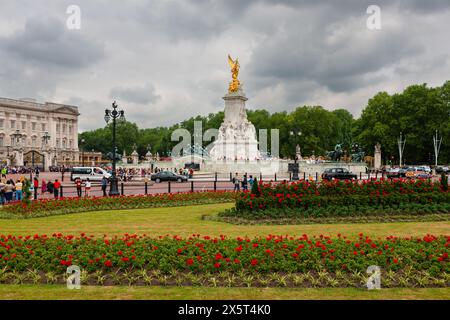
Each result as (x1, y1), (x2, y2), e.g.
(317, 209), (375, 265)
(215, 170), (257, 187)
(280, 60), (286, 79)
(231, 173), (255, 192)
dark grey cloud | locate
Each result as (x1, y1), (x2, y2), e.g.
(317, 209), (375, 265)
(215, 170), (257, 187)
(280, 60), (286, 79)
(110, 84), (161, 105)
(1, 16), (105, 69)
(0, 0), (449, 130)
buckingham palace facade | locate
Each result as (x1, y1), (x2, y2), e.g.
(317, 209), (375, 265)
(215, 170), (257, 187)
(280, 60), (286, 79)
(0, 97), (80, 169)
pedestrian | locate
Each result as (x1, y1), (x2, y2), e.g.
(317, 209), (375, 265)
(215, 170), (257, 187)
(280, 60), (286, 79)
(33, 177), (39, 199)
(85, 178), (91, 197)
(41, 180), (47, 195)
(53, 179), (61, 199)
(233, 173), (240, 192)
(35, 167), (40, 178)
(15, 179), (23, 201)
(0, 181), (5, 205)
(248, 175), (254, 188)
(4, 181), (14, 203)
(75, 177), (82, 197)
(101, 176), (108, 197)
(242, 174), (248, 191)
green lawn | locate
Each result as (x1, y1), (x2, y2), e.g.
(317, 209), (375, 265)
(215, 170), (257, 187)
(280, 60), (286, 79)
(0, 285), (448, 300)
(0, 203), (449, 238)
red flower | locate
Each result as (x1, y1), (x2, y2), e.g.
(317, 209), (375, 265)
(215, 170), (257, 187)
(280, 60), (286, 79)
(104, 260), (112, 267)
(186, 258), (194, 266)
(214, 262), (221, 268)
(234, 259), (240, 264)
(251, 259), (258, 266)
(393, 258), (399, 264)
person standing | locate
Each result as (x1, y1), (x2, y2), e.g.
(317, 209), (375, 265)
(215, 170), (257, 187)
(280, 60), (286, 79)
(41, 180), (47, 195)
(35, 167), (40, 179)
(242, 174), (248, 191)
(75, 178), (82, 198)
(33, 177), (39, 199)
(53, 179), (61, 199)
(0, 181), (5, 205)
(85, 178), (91, 197)
(101, 176), (108, 197)
(4, 181), (14, 203)
(15, 179), (23, 201)
(233, 173), (240, 192)
(248, 175), (254, 189)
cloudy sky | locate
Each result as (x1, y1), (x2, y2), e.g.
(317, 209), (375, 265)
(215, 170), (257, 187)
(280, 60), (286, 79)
(0, 0), (449, 132)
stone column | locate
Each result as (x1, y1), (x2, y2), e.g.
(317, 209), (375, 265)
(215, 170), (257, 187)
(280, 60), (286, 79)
(374, 143), (382, 170)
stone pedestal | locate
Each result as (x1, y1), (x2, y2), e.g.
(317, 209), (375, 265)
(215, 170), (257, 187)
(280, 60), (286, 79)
(131, 150), (139, 165)
(209, 88), (260, 161)
(374, 143), (382, 170)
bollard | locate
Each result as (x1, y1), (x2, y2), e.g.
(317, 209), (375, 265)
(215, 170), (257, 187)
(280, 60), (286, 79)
(260, 173), (263, 181)
(191, 181), (194, 193)
(214, 181), (217, 191)
(275, 173), (277, 182)
(60, 186), (63, 198)
(303, 172), (306, 180)
(289, 172), (292, 181)
(229, 172), (232, 182)
(168, 181), (171, 193)
(316, 172), (318, 182)
(61, 171), (64, 182)
(145, 182), (148, 195)
(360, 172), (362, 180)
(368, 172), (371, 180)
(121, 183), (124, 196)
(34, 187), (38, 200)
(375, 171), (378, 180)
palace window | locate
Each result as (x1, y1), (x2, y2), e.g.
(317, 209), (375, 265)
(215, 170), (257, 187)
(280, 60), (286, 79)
(22, 121), (26, 130)
(0, 119), (4, 128)
(63, 124), (66, 133)
(0, 136), (3, 147)
(56, 139), (60, 148)
(32, 137), (37, 148)
(10, 120), (15, 129)
(62, 139), (67, 149)
(56, 124), (60, 133)
(41, 123), (46, 131)
(32, 122), (36, 131)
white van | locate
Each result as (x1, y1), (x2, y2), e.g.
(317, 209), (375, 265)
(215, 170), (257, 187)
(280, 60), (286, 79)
(71, 167), (111, 182)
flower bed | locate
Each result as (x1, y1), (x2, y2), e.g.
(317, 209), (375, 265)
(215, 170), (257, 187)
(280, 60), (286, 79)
(0, 233), (448, 287)
(1, 191), (235, 219)
(220, 179), (450, 221)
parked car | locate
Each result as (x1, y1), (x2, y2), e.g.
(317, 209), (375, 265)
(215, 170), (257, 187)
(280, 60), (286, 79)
(151, 171), (188, 183)
(71, 167), (111, 181)
(435, 166), (450, 174)
(415, 166), (432, 173)
(321, 168), (357, 181)
(386, 167), (400, 178)
(398, 167), (415, 177)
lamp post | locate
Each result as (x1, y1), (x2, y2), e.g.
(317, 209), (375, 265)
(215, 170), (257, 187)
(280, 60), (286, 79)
(80, 138), (85, 167)
(104, 101), (125, 196)
(290, 130), (302, 181)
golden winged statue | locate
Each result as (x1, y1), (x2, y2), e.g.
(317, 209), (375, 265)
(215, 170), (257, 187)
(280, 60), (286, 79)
(227, 54), (241, 93)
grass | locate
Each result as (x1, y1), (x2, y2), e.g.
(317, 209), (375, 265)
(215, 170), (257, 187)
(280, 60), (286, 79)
(1, 203), (449, 238)
(0, 284), (448, 300)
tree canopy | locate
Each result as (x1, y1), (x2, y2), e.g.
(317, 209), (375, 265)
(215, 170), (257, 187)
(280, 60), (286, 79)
(79, 80), (450, 165)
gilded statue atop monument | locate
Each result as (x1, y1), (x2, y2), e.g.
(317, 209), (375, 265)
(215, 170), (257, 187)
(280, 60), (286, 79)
(228, 54), (241, 93)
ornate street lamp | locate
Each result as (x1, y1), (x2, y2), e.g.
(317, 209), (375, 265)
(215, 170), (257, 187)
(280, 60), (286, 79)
(290, 130), (302, 181)
(104, 101), (125, 196)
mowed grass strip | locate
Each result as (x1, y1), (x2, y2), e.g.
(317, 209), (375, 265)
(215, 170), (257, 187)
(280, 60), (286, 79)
(0, 285), (448, 300)
(0, 203), (449, 238)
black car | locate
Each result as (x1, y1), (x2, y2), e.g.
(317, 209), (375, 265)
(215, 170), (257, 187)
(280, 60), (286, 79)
(322, 168), (357, 181)
(436, 166), (450, 174)
(151, 171), (188, 183)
